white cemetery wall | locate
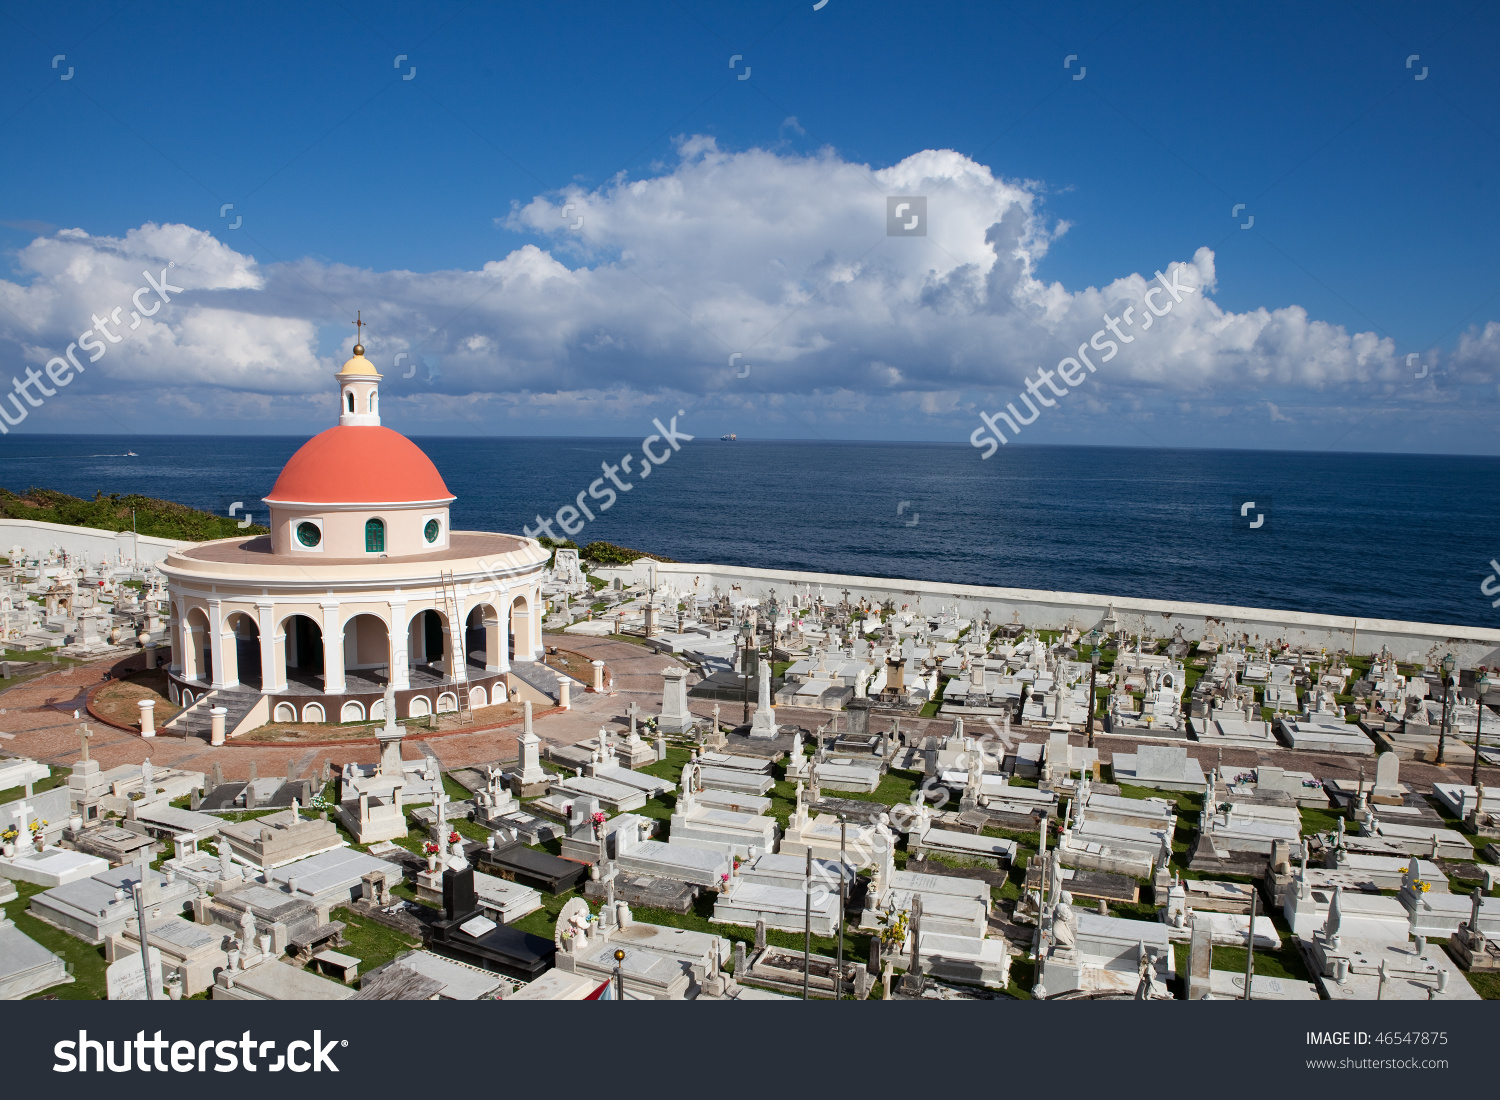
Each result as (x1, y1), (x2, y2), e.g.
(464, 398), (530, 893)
(0, 518), (189, 568)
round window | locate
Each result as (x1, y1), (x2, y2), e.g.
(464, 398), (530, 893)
(296, 522), (322, 547)
(424, 519), (440, 544)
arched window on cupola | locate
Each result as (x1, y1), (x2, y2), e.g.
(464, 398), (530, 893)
(365, 518), (386, 553)
(346, 392), (355, 413)
(368, 391), (377, 413)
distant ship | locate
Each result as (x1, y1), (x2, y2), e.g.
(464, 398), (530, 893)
(720, 433), (737, 441)
(124, 451), (138, 457)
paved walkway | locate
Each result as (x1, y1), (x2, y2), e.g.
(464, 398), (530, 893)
(0, 637), (687, 782)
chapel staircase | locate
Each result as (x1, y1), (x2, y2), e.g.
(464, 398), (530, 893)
(163, 686), (263, 741)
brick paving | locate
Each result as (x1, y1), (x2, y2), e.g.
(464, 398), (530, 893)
(0, 636), (689, 782)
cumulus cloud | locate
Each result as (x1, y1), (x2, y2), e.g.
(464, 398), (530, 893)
(0, 137), (1495, 444)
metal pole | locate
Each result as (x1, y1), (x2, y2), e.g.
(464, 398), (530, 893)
(613, 948), (625, 1001)
(837, 818), (846, 1000)
(1242, 887), (1256, 1001)
(743, 635), (750, 726)
(1438, 673), (1450, 765)
(1472, 695), (1484, 789)
(134, 879), (155, 1001)
(1087, 657), (1098, 749)
(803, 847), (812, 1000)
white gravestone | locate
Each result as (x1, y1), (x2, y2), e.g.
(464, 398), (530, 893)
(658, 666), (693, 734)
(106, 945), (164, 1000)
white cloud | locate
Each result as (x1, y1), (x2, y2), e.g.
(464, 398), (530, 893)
(0, 139), (1496, 446)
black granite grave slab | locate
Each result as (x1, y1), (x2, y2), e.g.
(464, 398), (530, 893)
(427, 867), (556, 980)
(474, 842), (588, 894)
(198, 782), (249, 811)
(267, 779), (315, 808)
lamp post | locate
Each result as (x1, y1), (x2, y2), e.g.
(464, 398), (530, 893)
(613, 948), (625, 1001)
(1437, 654), (1455, 765)
(1472, 668), (1492, 789)
(1087, 649), (1101, 749)
(740, 615), (755, 726)
(836, 816), (847, 1000)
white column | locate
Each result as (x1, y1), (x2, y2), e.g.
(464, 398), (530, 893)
(321, 601), (345, 694)
(257, 601), (282, 692)
(207, 599), (226, 689)
(138, 699), (155, 737)
(389, 600), (409, 690)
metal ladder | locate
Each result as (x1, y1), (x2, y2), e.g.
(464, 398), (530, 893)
(439, 571), (472, 723)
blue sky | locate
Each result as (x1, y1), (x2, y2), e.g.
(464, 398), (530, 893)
(1, 0), (1498, 450)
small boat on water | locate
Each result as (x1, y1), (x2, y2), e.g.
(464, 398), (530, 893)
(124, 451), (138, 457)
(720, 433), (737, 441)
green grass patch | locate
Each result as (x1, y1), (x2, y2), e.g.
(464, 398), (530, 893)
(330, 907), (420, 979)
(0, 764), (66, 806)
(0, 486), (268, 540)
(4, 879), (124, 999)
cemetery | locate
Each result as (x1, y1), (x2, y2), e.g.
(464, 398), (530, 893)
(0, 401), (1497, 1006)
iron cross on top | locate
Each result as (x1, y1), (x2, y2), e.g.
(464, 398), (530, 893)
(352, 311), (366, 344)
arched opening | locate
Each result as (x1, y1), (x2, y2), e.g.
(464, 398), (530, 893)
(465, 606), (485, 659)
(343, 613), (392, 692)
(408, 695), (431, 718)
(273, 702), (297, 722)
(283, 614), (324, 691)
(407, 608), (451, 686)
(468, 686), (487, 708)
(184, 607), (211, 683)
(365, 518), (386, 553)
(227, 612), (261, 690)
(346, 391), (355, 413)
(301, 702), (326, 723)
(436, 692), (457, 713)
(340, 701), (365, 722)
(469, 602), (505, 673)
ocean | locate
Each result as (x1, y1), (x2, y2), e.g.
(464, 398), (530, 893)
(1, 435), (1497, 630)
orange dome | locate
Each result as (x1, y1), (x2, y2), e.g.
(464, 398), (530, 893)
(264, 426), (454, 505)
